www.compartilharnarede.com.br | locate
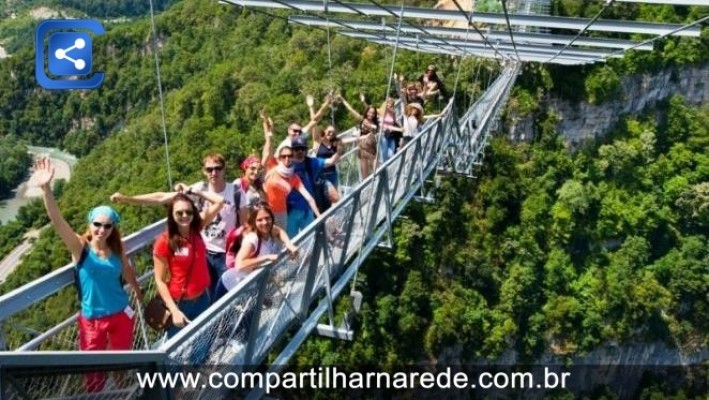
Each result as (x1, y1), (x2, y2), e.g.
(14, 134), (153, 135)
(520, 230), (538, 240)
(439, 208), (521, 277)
(136, 366), (571, 394)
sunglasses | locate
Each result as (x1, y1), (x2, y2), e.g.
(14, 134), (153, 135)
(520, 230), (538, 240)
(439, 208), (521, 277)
(279, 154), (294, 160)
(174, 210), (194, 218)
(325, 130), (336, 135)
(247, 165), (262, 171)
(203, 165), (224, 173)
(92, 221), (113, 230)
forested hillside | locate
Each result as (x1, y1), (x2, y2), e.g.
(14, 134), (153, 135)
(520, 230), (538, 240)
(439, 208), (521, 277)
(295, 97), (708, 365)
(0, 136), (30, 198)
(0, 1), (706, 397)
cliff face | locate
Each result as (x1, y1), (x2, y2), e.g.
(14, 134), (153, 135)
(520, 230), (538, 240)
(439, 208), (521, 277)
(512, 64), (709, 143)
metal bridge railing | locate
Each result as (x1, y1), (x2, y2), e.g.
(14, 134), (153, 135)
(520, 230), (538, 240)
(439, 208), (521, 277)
(0, 62), (519, 400)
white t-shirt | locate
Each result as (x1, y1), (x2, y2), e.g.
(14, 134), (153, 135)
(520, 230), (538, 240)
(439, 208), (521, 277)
(403, 116), (420, 138)
(236, 179), (263, 211)
(195, 182), (237, 253)
(221, 232), (281, 290)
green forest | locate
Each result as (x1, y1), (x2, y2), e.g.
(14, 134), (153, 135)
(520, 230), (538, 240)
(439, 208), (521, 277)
(0, 0), (706, 398)
(0, 136), (30, 197)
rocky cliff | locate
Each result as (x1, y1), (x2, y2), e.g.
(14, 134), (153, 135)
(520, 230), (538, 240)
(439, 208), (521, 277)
(513, 64), (709, 143)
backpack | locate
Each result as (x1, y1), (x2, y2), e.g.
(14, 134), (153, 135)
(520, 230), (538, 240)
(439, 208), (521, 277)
(196, 181), (242, 226)
(225, 226), (262, 268)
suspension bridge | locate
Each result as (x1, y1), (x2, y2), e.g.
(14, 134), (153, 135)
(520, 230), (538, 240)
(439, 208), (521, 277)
(0, 0), (703, 398)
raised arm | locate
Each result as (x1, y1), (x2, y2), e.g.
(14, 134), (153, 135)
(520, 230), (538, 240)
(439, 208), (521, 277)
(303, 96), (332, 132)
(311, 126), (323, 148)
(111, 191), (178, 205)
(338, 95), (363, 121)
(191, 187), (225, 228)
(33, 158), (83, 260)
(260, 108), (274, 165)
(395, 73), (407, 106)
(306, 95), (316, 120)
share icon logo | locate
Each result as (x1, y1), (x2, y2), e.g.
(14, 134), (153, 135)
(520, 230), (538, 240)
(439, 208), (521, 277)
(35, 20), (105, 90)
(49, 33), (91, 76)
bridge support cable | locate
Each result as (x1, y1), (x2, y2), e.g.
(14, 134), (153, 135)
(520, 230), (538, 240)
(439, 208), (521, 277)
(450, 0), (504, 60)
(148, 0), (174, 190)
(588, 14), (709, 64)
(545, 0), (615, 64)
(500, 0), (520, 61)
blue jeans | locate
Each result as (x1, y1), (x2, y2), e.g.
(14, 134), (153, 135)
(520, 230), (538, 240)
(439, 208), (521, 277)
(167, 291), (212, 365)
(206, 251), (227, 300)
(287, 208), (314, 239)
(380, 134), (397, 163)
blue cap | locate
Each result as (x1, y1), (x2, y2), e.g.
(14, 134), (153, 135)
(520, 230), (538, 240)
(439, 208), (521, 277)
(87, 205), (121, 225)
(290, 136), (308, 149)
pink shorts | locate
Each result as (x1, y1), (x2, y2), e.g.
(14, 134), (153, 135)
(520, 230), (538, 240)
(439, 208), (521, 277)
(78, 309), (134, 391)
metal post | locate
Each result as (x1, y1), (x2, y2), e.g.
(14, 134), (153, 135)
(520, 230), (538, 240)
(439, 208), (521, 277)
(378, 169), (395, 249)
(298, 224), (327, 317)
(365, 173), (387, 234)
(336, 192), (361, 269)
(241, 272), (271, 365)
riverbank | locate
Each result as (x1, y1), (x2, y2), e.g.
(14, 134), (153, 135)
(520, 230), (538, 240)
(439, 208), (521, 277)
(0, 147), (74, 224)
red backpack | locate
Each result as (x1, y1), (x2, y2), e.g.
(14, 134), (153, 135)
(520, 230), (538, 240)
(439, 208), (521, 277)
(225, 225), (261, 268)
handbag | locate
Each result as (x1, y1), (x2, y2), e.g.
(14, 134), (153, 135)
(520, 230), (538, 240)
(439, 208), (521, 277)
(144, 296), (172, 331)
(143, 234), (197, 331)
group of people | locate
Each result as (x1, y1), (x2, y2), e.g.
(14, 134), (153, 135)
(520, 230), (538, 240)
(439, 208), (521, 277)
(337, 64), (446, 179)
(31, 64), (447, 391)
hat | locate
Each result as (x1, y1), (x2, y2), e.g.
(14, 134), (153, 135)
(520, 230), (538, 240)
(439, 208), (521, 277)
(426, 64), (437, 72)
(240, 155), (260, 170)
(406, 102), (423, 113)
(276, 139), (293, 157)
(290, 136), (308, 149)
(87, 205), (121, 225)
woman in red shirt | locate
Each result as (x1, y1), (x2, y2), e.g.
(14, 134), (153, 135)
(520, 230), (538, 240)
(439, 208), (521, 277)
(152, 190), (224, 356)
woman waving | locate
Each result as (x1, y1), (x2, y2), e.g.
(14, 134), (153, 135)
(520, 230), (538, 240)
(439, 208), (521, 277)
(32, 158), (141, 392)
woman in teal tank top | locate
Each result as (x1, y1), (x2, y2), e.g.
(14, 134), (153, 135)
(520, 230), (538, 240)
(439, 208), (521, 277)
(32, 158), (142, 392)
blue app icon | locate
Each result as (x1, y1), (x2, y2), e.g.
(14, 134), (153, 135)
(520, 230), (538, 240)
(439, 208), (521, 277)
(35, 20), (105, 90)
(48, 32), (92, 76)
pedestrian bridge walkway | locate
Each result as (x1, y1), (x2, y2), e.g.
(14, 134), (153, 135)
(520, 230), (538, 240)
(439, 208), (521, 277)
(0, 62), (520, 400)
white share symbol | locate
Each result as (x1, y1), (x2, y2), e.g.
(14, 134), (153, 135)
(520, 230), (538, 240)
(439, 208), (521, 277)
(54, 38), (87, 70)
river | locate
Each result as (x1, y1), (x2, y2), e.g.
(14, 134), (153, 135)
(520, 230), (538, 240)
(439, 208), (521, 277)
(0, 146), (76, 224)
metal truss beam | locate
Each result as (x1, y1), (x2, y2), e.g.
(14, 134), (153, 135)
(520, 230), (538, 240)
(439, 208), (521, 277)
(342, 31), (622, 58)
(387, 42), (592, 65)
(288, 16), (656, 51)
(221, 0), (702, 37)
